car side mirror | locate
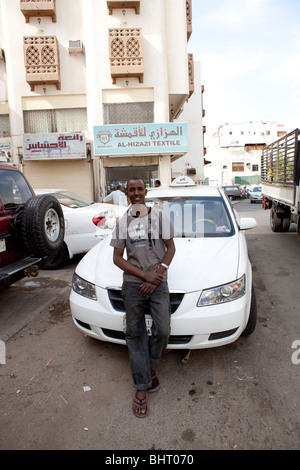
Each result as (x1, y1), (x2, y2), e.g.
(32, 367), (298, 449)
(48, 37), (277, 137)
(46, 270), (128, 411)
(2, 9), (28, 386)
(239, 217), (257, 230)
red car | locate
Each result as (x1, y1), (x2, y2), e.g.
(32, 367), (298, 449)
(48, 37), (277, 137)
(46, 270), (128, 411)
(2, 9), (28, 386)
(0, 164), (64, 290)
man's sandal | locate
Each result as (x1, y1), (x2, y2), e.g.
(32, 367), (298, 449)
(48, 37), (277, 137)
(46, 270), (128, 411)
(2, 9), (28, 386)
(132, 395), (148, 418)
(148, 368), (160, 393)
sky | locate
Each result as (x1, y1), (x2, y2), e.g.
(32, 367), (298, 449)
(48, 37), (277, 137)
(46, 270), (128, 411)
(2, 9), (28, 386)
(188, 0), (300, 141)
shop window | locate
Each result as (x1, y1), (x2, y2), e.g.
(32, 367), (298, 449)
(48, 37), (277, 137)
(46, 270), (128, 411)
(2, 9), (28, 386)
(105, 165), (159, 195)
(103, 102), (154, 124)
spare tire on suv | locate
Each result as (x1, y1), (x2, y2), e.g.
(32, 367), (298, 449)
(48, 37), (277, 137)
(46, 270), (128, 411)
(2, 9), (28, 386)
(22, 194), (65, 258)
(0, 164), (65, 289)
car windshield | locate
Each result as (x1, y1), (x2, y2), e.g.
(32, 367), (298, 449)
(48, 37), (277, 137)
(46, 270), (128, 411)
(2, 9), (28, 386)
(49, 191), (94, 208)
(147, 196), (234, 238)
(0, 169), (33, 209)
(252, 187), (262, 192)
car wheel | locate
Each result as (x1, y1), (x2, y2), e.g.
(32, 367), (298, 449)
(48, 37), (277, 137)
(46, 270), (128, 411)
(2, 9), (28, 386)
(242, 285), (257, 336)
(45, 243), (70, 270)
(270, 206), (283, 232)
(21, 195), (65, 258)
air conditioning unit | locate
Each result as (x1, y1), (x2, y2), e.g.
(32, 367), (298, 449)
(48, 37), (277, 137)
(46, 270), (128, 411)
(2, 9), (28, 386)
(68, 40), (84, 54)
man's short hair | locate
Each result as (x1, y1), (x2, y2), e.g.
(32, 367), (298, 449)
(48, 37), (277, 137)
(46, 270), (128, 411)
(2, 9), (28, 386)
(127, 177), (145, 188)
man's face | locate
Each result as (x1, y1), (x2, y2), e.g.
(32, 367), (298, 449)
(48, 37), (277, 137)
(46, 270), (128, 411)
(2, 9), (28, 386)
(127, 179), (147, 206)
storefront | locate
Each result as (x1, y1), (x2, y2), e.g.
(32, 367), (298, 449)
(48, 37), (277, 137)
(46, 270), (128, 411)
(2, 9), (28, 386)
(21, 132), (94, 199)
(93, 122), (188, 197)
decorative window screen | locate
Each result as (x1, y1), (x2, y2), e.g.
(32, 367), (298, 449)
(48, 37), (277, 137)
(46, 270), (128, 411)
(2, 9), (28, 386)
(107, 1), (140, 15)
(24, 36), (61, 90)
(20, 0), (57, 23)
(109, 28), (144, 83)
(103, 102), (154, 125)
(23, 108), (87, 133)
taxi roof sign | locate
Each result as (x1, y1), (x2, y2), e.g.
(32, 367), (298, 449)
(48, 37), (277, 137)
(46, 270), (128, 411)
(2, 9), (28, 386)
(170, 176), (196, 187)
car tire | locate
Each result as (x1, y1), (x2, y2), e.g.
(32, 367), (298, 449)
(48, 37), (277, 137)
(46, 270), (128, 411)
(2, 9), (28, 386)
(45, 243), (70, 270)
(21, 195), (65, 258)
(242, 285), (257, 336)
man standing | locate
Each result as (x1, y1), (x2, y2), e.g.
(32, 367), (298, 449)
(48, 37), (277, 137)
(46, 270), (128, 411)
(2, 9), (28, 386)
(110, 177), (175, 417)
(104, 185), (128, 206)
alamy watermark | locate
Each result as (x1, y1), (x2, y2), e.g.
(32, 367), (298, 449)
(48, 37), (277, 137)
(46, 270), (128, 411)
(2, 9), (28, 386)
(291, 340), (300, 365)
(0, 340), (5, 365)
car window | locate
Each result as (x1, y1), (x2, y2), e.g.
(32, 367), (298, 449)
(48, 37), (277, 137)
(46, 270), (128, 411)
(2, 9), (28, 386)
(147, 196), (235, 238)
(49, 191), (94, 208)
(252, 187), (261, 192)
(0, 169), (33, 209)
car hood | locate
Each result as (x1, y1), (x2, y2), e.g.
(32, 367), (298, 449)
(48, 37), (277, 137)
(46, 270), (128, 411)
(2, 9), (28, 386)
(75, 235), (241, 293)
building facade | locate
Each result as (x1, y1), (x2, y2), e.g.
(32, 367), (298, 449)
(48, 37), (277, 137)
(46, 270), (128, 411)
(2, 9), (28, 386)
(0, 0), (199, 200)
(204, 121), (287, 187)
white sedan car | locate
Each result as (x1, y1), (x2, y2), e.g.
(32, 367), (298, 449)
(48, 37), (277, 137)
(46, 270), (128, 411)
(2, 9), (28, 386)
(35, 189), (127, 269)
(70, 177), (257, 350)
(249, 186), (262, 204)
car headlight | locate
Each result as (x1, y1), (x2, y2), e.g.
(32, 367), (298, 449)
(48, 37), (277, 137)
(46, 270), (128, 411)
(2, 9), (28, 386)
(197, 274), (245, 307)
(72, 273), (97, 301)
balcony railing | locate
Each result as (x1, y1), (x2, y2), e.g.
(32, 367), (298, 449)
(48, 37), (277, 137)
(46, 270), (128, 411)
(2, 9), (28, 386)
(109, 28), (144, 84)
(186, 0), (192, 40)
(24, 36), (61, 90)
(20, 0), (57, 23)
(107, 1), (140, 15)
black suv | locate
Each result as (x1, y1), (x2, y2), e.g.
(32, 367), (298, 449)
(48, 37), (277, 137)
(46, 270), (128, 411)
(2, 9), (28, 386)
(0, 164), (64, 290)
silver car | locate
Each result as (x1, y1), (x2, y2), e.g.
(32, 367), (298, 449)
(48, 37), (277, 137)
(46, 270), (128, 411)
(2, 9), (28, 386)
(249, 186), (262, 204)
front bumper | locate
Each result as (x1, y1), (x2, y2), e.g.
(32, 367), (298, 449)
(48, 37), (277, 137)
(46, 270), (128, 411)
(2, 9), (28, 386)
(70, 284), (252, 350)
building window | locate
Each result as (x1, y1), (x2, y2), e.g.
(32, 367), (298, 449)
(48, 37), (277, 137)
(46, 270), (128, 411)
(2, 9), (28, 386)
(232, 162), (244, 172)
(103, 102), (154, 124)
(252, 164), (259, 172)
(0, 115), (10, 137)
(23, 108), (87, 133)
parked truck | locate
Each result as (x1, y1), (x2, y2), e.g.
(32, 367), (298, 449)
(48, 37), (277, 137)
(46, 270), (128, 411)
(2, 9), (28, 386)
(261, 129), (300, 234)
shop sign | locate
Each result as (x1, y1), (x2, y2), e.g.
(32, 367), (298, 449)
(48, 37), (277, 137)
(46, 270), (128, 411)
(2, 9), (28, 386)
(23, 133), (86, 160)
(93, 123), (188, 156)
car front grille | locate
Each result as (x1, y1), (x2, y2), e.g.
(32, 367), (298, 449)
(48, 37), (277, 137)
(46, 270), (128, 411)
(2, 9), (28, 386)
(107, 289), (184, 315)
(102, 328), (192, 345)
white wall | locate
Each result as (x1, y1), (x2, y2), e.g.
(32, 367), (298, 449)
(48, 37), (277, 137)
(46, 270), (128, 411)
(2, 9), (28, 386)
(172, 62), (204, 182)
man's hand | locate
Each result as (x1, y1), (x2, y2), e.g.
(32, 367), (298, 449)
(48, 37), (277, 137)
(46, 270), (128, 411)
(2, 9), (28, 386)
(139, 281), (157, 296)
(143, 270), (164, 286)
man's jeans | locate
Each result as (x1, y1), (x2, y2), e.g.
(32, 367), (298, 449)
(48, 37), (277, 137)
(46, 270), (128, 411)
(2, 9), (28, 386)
(122, 281), (171, 390)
